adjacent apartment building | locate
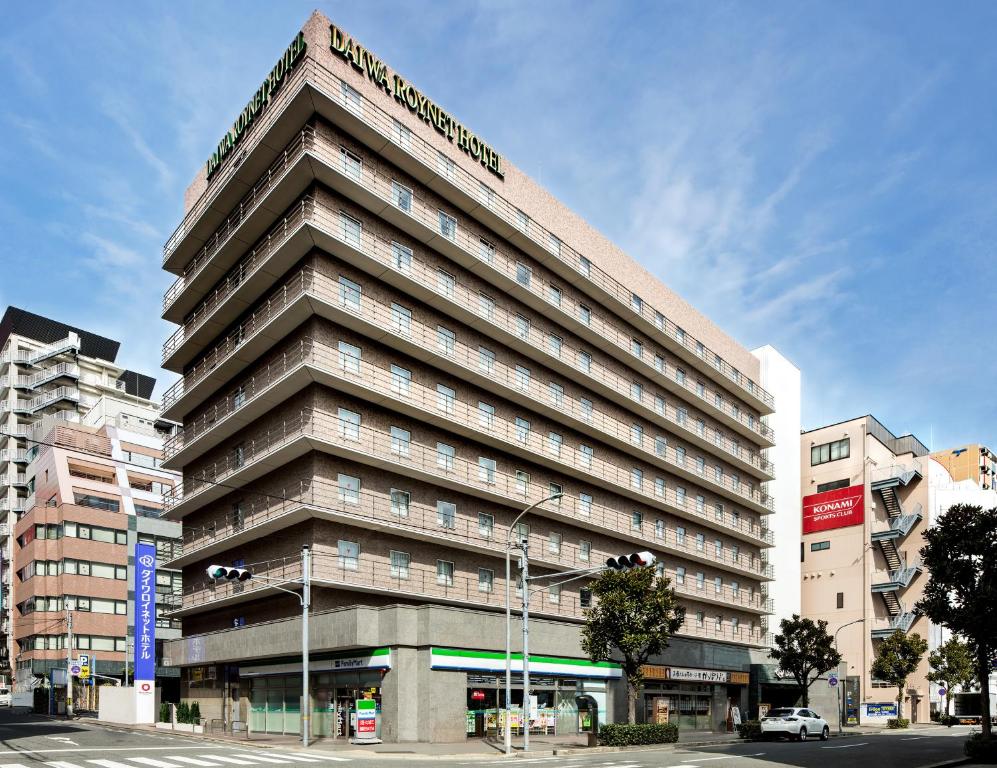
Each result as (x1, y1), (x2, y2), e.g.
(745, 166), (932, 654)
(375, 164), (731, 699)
(12, 399), (182, 699)
(800, 416), (931, 725)
(929, 444), (997, 490)
(0, 307), (165, 681)
(161, 12), (793, 741)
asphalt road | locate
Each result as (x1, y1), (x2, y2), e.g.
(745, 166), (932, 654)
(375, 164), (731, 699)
(0, 709), (973, 768)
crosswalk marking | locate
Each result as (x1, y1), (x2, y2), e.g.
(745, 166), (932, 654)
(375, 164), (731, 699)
(163, 759), (221, 767)
(47, 762), (84, 768)
(230, 758), (291, 765)
(90, 760), (142, 768)
(194, 758), (256, 766)
(127, 760), (183, 768)
(262, 756), (324, 764)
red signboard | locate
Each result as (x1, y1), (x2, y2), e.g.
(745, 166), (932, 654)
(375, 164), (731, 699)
(802, 484), (864, 533)
(471, 690), (486, 701)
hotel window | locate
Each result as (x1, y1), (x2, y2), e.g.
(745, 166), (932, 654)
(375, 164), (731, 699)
(732, 510), (740, 527)
(515, 417), (530, 443)
(631, 339), (643, 359)
(631, 510), (643, 531)
(715, 576), (722, 594)
(696, 419), (705, 437)
(696, 456), (706, 475)
(548, 234), (561, 256)
(337, 474), (360, 505)
(715, 539), (723, 558)
(654, 354), (665, 373)
(477, 237), (495, 264)
(390, 365), (411, 397)
(580, 398), (593, 422)
(436, 442), (455, 471)
(676, 486), (686, 506)
(714, 393), (723, 409)
(337, 408), (360, 441)
(340, 211), (362, 248)
(631, 381), (643, 401)
(391, 180), (412, 212)
(478, 457), (497, 484)
(676, 566), (686, 585)
(655, 395), (665, 415)
(339, 276), (361, 311)
(391, 241), (412, 273)
(548, 285), (562, 306)
(731, 544), (740, 562)
(231, 384), (246, 410)
(548, 333), (562, 358)
(748, 414), (756, 430)
(696, 495), (705, 513)
(390, 489), (410, 517)
(341, 81), (362, 115)
(632, 424), (644, 446)
(715, 615), (723, 631)
(436, 151), (455, 180)
(580, 540), (591, 562)
(548, 432), (563, 457)
(549, 382), (564, 408)
(478, 182), (494, 208)
(548, 584), (561, 604)
(478, 568), (494, 593)
(731, 616), (740, 632)
(338, 539), (359, 571)
(516, 314), (531, 339)
(514, 522), (530, 543)
(479, 347), (495, 374)
(733, 405), (741, 421)
(340, 147), (362, 181)
(233, 443), (245, 468)
(548, 532), (562, 555)
(390, 426), (411, 458)
(714, 464), (723, 482)
(731, 473), (740, 492)
(390, 551), (410, 579)
(392, 118), (410, 148)
(579, 255), (591, 276)
(550, 482), (562, 504)
(715, 502), (725, 522)
(391, 303), (412, 337)
(478, 513), (494, 538)
(577, 351), (591, 372)
(515, 470), (530, 496)
(515, 365), (531, 391)
(695, 610), (704, 628)
(654, 311), (665, 330)
(437, 268), (455, 298)
(516, 262), (531, 287)
(436, 560), (455, 587)
(516, 209), (529, 232)
(676, 407), (688, 426)
(675, 327), (686, 344)
(696, 380), (705, 398)
(579, 492), (593, 516)
(631, 468), (643, 490)
(478, 293), (495, 320)
(810, 541), (830, 552)
(811, 438), (850, 466)
(674, 447), (686, 467)
(676, 526), (686, 545)
(437, 325), (455, 356)
(478, 401), (495, 429)
(696, 533), (705, 551)
(655, 519), (664, 538)
(579, 444), (593, 469)
(676, 368), (687, 385)
(631, 293), (643, 313)
(579, 304), (591, 325)
(436, 384), (456, 414)
(654, 477), (665, 497)
(696, 572), (705, 589)
(731, 580), (739, 598)
(437, 500), (457, 529)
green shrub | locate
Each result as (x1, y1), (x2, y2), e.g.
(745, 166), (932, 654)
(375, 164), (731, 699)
(886, 717), (910, 729)
(176, 701), (190, 724)
(964, 733), (997, 763)
(599, 722), (679, 746)
(939, 714), (958, 727)
(737, 720), (762, 740)
(189, 702), (201, 724)
(159, 702), (171, 723)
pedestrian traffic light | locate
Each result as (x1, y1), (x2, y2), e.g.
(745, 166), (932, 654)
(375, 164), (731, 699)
(206, 564), (252, 581)
(604, 551), (656, 569)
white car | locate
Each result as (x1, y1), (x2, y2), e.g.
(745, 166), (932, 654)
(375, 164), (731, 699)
(0, 689), (10, 707)
(760, 707), (829, 741)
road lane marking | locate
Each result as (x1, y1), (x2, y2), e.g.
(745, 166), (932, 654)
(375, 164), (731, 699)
(127, 760), (183, 768)
(821, 742), (868, 749)
(8, 749), (230, 755)
(682, 759), (733, 763)
(162, 760), (221, 768)
(901, 736), (930, 741)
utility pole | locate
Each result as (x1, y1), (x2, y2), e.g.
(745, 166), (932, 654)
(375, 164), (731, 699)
(834, 618), (864, 734)
(521, 540), (530, 752)
(66, 610), (73, 718)
(301, 545), (311, 749)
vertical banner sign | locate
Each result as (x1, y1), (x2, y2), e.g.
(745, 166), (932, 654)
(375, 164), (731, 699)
(134, 543), (157, 723)
(802, 484), (865, 534)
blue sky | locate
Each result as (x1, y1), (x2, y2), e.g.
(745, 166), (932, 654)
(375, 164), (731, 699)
(2, 1), (995, 451)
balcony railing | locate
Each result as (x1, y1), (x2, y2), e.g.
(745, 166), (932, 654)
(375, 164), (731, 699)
(163, 58), (773, 414)
(173, 477), (771, 585)
(165, 408), (772, 549)
(180, 552), (770, 646)
(167, 329), (770, 521)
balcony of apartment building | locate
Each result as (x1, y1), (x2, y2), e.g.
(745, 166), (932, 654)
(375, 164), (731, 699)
(162, 58), (773, 418)
(162, 155), (773, 456)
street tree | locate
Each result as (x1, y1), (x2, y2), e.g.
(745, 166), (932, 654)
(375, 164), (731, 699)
(927, 637), (975, 716)
(917, 503), (997, 739)
(769, 614), (842, 707)
(581, 566), (685, 723)
(870, 630), (928, 722)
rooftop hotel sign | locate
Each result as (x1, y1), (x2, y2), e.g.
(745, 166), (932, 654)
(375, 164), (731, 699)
(205, 32), (307, 180)
(802, 484), (865, 534)
(329, 24), (504, 180)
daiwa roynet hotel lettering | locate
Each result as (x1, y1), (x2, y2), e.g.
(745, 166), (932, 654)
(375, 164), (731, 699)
(161, 11), (791, 742)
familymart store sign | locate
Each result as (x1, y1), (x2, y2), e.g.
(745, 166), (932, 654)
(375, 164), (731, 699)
(430, 648), (621, 679)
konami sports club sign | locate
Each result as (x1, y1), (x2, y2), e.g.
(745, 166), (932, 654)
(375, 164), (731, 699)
(802, 484), (864, 533)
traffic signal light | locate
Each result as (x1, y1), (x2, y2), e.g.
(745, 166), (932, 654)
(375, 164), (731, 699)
(206, 564), (252, 581)
(605, 551), (656, 570)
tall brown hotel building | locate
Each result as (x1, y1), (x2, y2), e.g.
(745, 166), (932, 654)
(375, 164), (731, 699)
(161, 12), (785, 742)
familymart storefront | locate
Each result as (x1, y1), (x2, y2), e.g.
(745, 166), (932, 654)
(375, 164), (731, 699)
(428, 647), (622, 739)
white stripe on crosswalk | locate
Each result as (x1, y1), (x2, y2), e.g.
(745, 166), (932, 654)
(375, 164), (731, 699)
(127, 760), (182, 768)
(47, 762), (84, 768)
(163, 759), (221, 768)
(262, 756), (324, 764)
(194, 758), (256, 766)
(230, 758), (290, 765)
(90, 760), (144, 768)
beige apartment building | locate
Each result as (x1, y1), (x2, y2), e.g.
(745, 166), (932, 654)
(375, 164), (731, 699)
(160, 11), (789, 741)
(801, 416), (931, 725)
(929, 444), (997, 489)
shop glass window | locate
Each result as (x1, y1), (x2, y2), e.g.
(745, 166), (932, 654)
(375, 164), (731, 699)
(337, 540), (359, 571)
(436, 560), (455, 587)
(390, 489), (410, 517)
(390, 551), (410, 579)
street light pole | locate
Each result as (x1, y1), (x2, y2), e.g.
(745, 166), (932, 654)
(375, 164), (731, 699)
(521, 540), (531, 752)
(834, 618), (864, 734)
(505, 493), (562, 755)
(301, 545), (311, 749)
